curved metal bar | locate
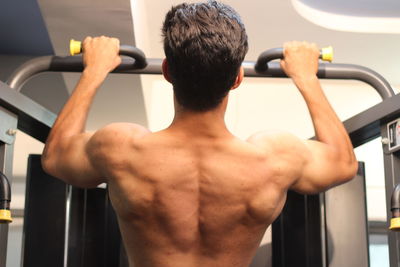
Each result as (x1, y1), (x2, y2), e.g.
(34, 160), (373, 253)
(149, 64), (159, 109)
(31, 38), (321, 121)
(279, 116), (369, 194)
(7, 56), (54, 91)
(246, 61), (394, 100)
(7, 56), (150, 92)
(323, 63), (395, 100)
(254, 48), (283, 72)
(7, 56), (395, 100)
(119, 45), (147, 69)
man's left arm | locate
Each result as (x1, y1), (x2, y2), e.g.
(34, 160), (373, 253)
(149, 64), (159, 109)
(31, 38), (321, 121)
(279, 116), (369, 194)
(41, 36), (121, 187)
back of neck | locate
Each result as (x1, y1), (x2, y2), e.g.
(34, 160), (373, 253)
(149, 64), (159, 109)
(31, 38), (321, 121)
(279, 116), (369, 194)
(168, 103), (232, 138)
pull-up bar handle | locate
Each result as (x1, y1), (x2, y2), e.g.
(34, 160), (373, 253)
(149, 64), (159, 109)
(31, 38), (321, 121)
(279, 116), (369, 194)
(255, 46), (333, 72)
(70, 39), (147, 69)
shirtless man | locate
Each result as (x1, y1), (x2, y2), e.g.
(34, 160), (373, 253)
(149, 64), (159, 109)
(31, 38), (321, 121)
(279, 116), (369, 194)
(42, 1), (358, 266)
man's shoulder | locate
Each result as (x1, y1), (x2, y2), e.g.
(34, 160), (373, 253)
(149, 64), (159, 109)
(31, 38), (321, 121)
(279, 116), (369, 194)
(247, 131), (305, 160)
(87, 123), (151, 167)
(88, 123), (151, 152)
(96, 122), (150, 140)
(247, 130), (299, 145)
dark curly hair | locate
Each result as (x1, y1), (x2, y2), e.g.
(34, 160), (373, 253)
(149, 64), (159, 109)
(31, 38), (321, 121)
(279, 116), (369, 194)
(162, 1), (248, 111)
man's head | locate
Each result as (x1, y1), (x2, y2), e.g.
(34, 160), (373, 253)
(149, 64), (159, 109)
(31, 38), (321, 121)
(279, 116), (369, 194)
(162, 1), (248, 111)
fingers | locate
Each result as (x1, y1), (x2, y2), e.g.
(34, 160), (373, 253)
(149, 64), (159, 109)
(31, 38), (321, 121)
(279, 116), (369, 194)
(280, 41), (320, 80)
(81, 36), (122, 74)
(283, 41), (319, 55)
(83, 36), (92, 44)
(82, 36), (120, 51)
(283, 41), (317, 49)
(114, 54), (122, 67)
(279, 57), (286, 71)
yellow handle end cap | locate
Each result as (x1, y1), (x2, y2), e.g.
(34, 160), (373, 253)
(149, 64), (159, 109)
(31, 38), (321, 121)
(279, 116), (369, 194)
(321, 46), (333, 62)
(70, 39), (82, 56)
(389, 217), (400, 231)
(0, 210), (12, 224)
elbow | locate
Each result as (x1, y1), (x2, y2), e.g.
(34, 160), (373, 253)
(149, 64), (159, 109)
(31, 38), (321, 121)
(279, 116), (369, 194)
(330, 145), (358, 184)
(41, 140), (65, 178)
(41, 142), (53, 173)
(41, 155), (69, 184)
(329, 147), (358, 185)
(340, 157), (359, 184)
(347, 152), (359, 178)
(41, 153), (57, 177)
(41, 144), (62, 179)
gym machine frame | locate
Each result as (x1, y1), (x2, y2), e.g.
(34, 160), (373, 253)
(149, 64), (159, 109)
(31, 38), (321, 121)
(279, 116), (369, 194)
(0, 46), (399, 267)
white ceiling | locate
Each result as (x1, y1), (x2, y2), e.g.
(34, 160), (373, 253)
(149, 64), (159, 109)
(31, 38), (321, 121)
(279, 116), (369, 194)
(293, 0), (400, 34)
(298, 0), (400, 17)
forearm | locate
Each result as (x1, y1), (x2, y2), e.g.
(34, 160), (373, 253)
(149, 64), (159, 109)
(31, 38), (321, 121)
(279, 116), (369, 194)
(43, 70), (106, 160)
(295, 76), (356, 163)
(45, 35), (120, 149)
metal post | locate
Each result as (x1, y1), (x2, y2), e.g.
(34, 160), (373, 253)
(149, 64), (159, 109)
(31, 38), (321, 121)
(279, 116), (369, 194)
(0, 143), (9, 267)
(0, 106), (17, 267)
(324, 162), (369, 267)
(381, 123), (400, 267)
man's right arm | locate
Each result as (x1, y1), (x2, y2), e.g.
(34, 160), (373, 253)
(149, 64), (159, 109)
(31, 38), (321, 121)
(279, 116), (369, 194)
(289, 77), (357, 194)
(286, 41), (357, 193)
(261, 42), (357, 194)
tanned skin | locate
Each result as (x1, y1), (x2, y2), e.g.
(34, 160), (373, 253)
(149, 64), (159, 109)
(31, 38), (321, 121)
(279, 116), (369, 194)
(42, 37), (358, 267)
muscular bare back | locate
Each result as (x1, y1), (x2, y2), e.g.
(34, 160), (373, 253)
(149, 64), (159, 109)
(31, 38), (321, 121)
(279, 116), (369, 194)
(98, 126), (289, 267)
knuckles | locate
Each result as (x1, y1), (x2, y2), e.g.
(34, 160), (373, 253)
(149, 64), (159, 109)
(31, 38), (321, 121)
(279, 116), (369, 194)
(283, 41), (319, 55)
(83, 36), (120, 51)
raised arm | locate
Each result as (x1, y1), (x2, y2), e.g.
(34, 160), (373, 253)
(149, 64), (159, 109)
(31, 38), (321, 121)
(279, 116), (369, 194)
(41, 36), (122, 187)
(284, 41), (357, 193)
(251, 41), (357, 194)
